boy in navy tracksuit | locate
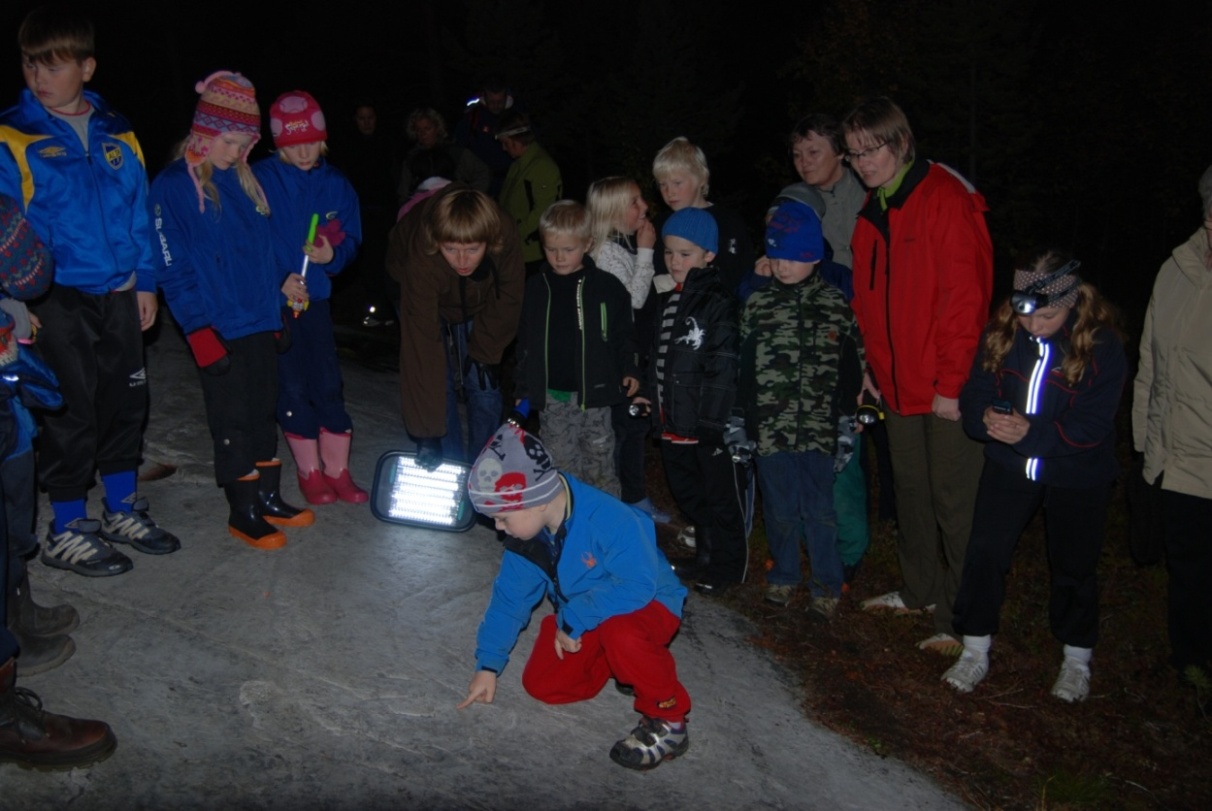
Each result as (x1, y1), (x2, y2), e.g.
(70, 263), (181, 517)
(0, 7), (178, 578)
(459, 421), (691, 770)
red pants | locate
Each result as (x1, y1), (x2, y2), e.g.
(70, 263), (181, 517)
(521, 601), (691, 722)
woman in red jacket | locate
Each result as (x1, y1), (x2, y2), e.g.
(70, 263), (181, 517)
(842, 97), (993, 653)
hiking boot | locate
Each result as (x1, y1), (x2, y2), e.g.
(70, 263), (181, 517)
(918, 633), (964, 656)
(860, 590), (934, 615)
(764, 584), (794, 607)
(1051, 660), (1090, 703)
(41, 520), (132, 578)
(100, 497), (181, 555)
(809, 596), (839, 620)
(942, 652), (989, 693)
(0, 657), (116, 770)
(609, 716), (689, 770)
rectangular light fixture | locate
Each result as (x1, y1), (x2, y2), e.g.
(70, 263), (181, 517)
(369, 452), (476, 532)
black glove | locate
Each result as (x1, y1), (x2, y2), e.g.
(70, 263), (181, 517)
(415, 437), (444, 472)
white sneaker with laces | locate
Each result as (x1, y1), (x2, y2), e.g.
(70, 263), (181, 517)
(942, 652), (989, 693)
(1051, 660), (1090, 703)
(860, 590), (935, 615)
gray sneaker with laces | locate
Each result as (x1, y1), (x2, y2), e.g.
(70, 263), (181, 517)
(42, 519), (133, 577)
(942, 652), (989, 693)
(101, 497), (181, 555)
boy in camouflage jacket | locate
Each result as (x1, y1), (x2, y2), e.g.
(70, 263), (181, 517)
(740, 201), (863, 616)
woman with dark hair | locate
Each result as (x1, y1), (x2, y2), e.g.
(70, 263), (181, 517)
(943, 251), (1126, 701)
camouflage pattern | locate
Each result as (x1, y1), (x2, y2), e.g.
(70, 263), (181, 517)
(540, 398), (620, 498)
(740, 274), (864, 456)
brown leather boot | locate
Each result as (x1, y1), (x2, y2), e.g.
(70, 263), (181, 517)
(0, 657), (116, 770)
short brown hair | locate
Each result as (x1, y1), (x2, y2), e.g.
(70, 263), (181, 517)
(425, 188), (505, 254)
(842, 97), (916, 164)
(19, 5), (94, 65)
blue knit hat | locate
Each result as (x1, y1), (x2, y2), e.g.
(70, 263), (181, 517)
(765, 200), (823, 263)
(662, 208), (718, 254)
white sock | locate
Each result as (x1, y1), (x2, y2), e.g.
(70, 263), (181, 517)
(1062, 644), (1092, 670)
(961, 634), (992, 659)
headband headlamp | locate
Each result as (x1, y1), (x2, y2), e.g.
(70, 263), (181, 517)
(1011, 259), (1082, 315)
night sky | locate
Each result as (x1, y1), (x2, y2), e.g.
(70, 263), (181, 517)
(3, 0), (1208, 327)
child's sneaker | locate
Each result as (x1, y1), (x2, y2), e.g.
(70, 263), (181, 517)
(100, 497), (181, 555)
(676, 525), (696, 549)
(861, 590), (934, 615)
(609, 716), (689, 770)
(42, 519), (133, 577)
(942, 652), (989, 693)
(1051, 660), (1090, 703)
(764, 584), (794, 606)
(917, 633), (964, 656)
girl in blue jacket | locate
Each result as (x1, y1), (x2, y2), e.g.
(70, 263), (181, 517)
(942, 250), (1125, 702)
(150, 72), (313, 550)
(255, 91), (366, 506)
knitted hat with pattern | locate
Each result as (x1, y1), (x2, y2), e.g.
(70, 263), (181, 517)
(468, 422), (562, 515)
(184, 71), (261, 211)
(269, 91), (327, 148)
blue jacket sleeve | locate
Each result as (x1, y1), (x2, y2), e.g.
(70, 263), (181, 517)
(473, 552), (549, 674)
(149, 170), (209, 335)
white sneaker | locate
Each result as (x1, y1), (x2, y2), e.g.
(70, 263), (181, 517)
(860, 590), (935, 615)
(1051, 660), (1090, 703)
(677, 526), (696, 549)
(942, 652), (989, 693)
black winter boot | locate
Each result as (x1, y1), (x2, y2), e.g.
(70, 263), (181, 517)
(255, 461), (314, 528)
(0, 657), (115, 769)
(224, 475), (286, 550)
(11, 567), (79, 638)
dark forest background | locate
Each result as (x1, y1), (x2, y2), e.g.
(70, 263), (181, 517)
(2, 0), (1209, 329)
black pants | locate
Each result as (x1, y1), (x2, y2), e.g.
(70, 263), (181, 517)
(198, 332), (278, 485)
(611, 402), (650, 505)
(33, 285), (146, 501)
(661, 440), (748, 583)
(1161, 487), (1212, 672)
(952, 460), (1111, 648)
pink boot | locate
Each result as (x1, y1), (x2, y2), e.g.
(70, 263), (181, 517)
(286, 434), (336, 505)
(319, 429), (368, 504)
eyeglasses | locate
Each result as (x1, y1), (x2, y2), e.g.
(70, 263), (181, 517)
(844, 142), (887, 163)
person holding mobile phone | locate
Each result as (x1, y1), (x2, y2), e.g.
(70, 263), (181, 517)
(941, 250), (1126, 702)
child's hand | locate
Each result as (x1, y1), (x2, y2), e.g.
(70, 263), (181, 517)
(457, 670), (497, 709)
(282, 273), (309, 304)
(554, 629), (581, 660)
(136, 291), (158, 331)
(636, 218), (656, 250)
(755, 256), (773, 277)
(932, 394), (961, 422)
(860, 370), (881, 404)
(621, 376), (640, 397)
(983, 407), (1029, 444)
(304, 234), (335, 265)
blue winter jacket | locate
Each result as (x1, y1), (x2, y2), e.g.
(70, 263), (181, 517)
(253, 157), (362, 302)
(474, 475), (686, 674)
(0, 90), (156, 294)
(148, 160), (281, 340)
(960, 314), (1126, 486)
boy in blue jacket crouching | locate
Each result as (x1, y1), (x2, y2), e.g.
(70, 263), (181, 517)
(458, 421), (691, 770)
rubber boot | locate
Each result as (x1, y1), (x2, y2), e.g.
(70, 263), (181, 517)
(224, 474), (287, 550)
(255, 460), (315, 527)
(673, 526), (711, 581)
(286, 434), (335, 505)
(0, 657), (116, 769)
(319, 429), (368, 504)
(12, 566), (79, 638)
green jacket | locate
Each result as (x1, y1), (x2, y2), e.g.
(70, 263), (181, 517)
(498, 144), (562, 263)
